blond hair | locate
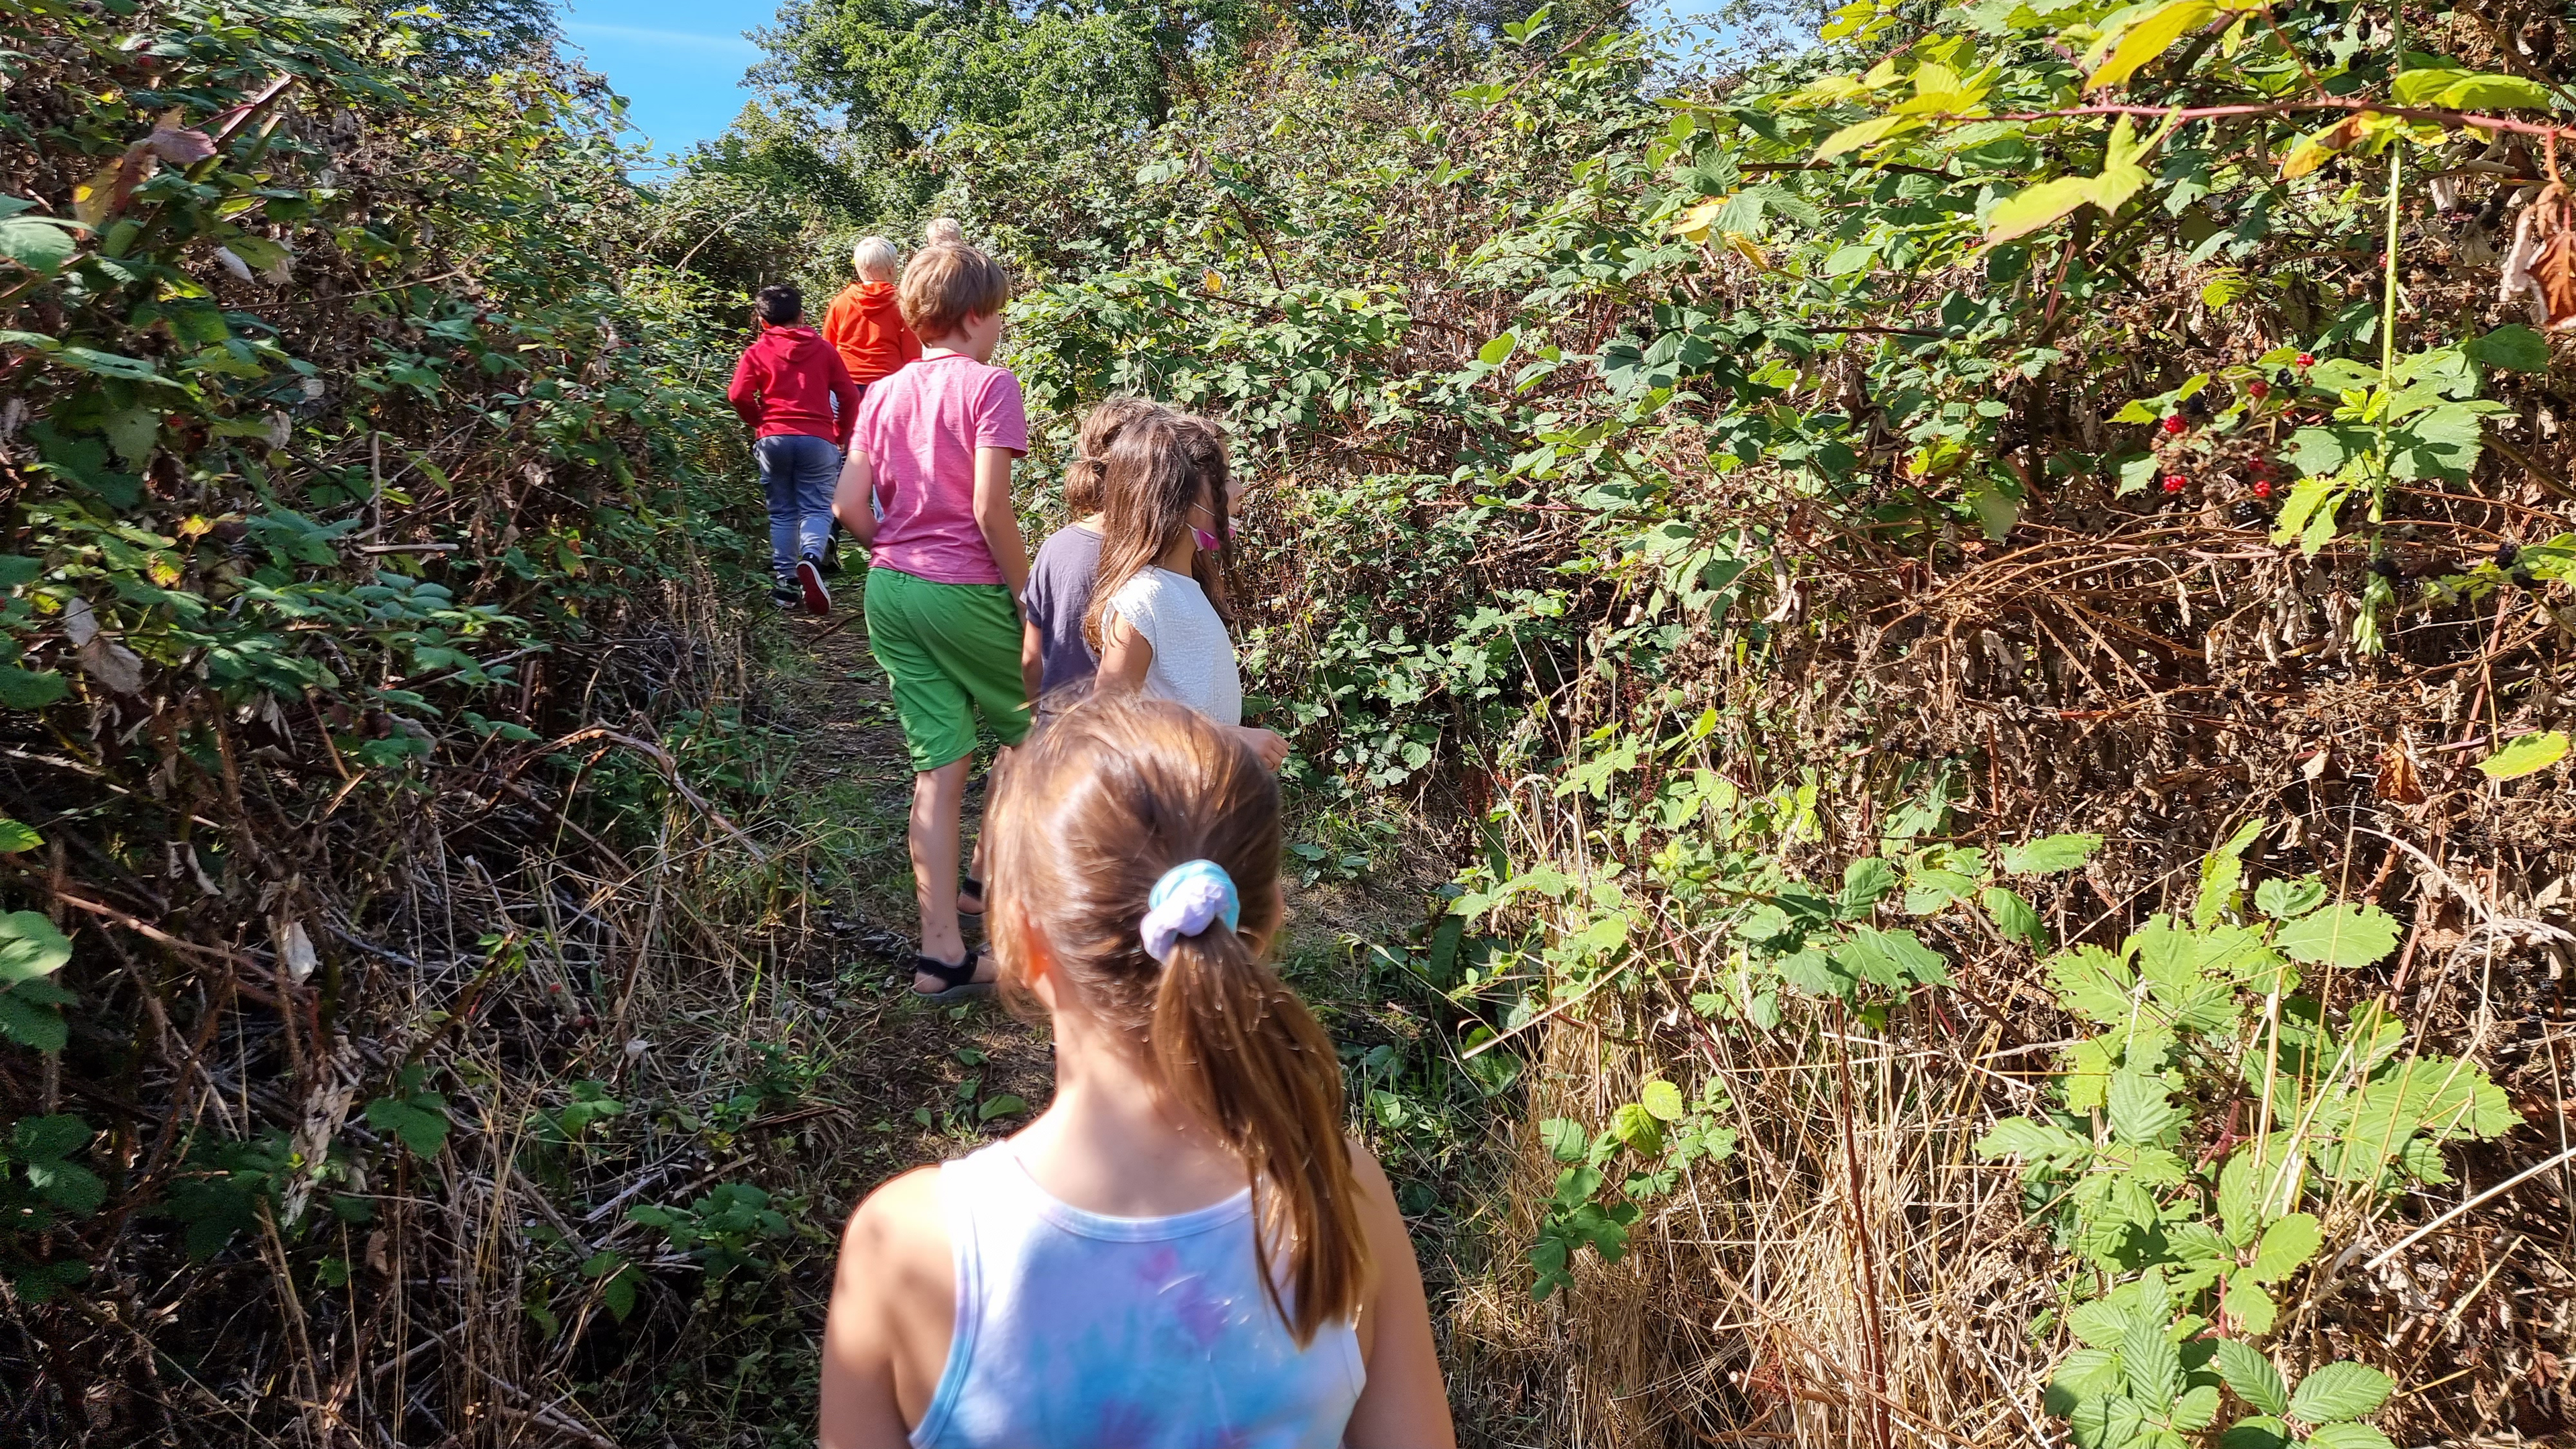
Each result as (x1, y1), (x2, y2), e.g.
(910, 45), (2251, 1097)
(851, 235), (899, 280)
(987, 692), (1367, 1346)
(898, 244), (1011, 343)
(1066, 396), (1167, 516)
(924, 216), (964, 247)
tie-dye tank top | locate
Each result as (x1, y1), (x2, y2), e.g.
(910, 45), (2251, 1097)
(908, 1140), (1365, 1449)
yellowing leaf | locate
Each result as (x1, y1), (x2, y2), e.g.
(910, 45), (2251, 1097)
(1983, 176), (2096, 245)
(1814, 113), (1922, 161)
(2088, 0), (2217, 91)
(2475, 729), (2568, 780)
(2281, 115), (2365, 180)
(1721, 232), (1773, 269)
(1201, 269), (1224, 294)
(1670, 199), (1729, 241)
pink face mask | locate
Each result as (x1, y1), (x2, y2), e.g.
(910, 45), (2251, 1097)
(1192, 527), (1222, 553)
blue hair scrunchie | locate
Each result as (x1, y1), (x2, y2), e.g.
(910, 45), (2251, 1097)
(1140, 859), (1242, 964)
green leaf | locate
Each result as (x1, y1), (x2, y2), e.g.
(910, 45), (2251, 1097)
(1976, 1115), (2094, 1166)
(2003, 833), (2102, 875)
(2123, 1309), (2183, 1403)
(0, 555), (40, 588)
(2466, 323), (2551, 372)
(2248, 1212), (2319, 1284)
(2253, 877), (2326, 920)
(0, 818), (39, 853)
(1839, 855), (1898, 916)
(2475, 729), (2567, 780)
(2212, 1340), (2290, 1415)
(1638, 1079), (1686, 1122)
(976, 1093), (1028, 1122)
(0, 667), (68, 710)
(0, 910), (72, 985)
(1902, 867), (1978, 914)
(2273, 903), (2402, 967)
(2218, 1416), (2292, 1449)
(2088, 0), (2217, 90)
(2171, 1383), (2221, 1431)
(0, 215), (85, 276)
(2196, 818), (2265, 928)
(2286, 1361), (2394, 1424)
(1540, 1117), (1591, 1163)
(1980, 885), (2048, 949)
(2391, 69), (2554, 110)
(0, 988), (68, 1051)
(364, 1091), (451, 1158)
(2223, 1272), (2278, 1334)
(2051, 1345), (2127, 1403)
(2047, 945), (2137, 1024)
(1835, 926), (1950, 987)
(2106, 1070), (2180, 1145)
(1478, 331), (1517, 366)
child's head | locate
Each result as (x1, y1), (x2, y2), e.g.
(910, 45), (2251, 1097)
(850, 235), (900, 283)
(1066, 396), (1165, 517)
(1169, 414), (1238, 616)
(755, 284), (802, 327)
(924, 216), (965, 247)
(1083, 413), (1222, 649)
(988, 692), (1366, 1344)
(899, 244), (1010, 354)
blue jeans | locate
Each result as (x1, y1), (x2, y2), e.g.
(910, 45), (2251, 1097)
(755, 433), (839, 586)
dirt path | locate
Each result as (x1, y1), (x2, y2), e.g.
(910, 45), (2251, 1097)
(755, 590), (1059, 1173)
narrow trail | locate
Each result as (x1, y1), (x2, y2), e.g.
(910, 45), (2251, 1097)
(751, 585), (1060, 1181)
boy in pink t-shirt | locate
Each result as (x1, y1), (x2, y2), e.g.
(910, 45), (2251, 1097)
(833, 242), (1030, 1002)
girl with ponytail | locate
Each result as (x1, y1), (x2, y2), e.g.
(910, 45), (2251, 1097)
(818, 693), (1455, 1449)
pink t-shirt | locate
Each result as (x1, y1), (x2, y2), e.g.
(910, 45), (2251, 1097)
(851, 353), (1030, 585)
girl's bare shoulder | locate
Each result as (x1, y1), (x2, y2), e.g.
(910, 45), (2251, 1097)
(837, 1166), (951, 1288)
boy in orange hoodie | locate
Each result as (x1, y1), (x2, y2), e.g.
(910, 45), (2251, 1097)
(820, 236), (923, 390)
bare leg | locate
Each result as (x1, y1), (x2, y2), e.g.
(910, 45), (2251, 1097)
(910, 757), (975, 987)
(960, 744), (1016, 913)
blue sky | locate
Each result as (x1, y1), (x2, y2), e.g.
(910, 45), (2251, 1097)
(555, 1), (774, 160)
(555, 1), (1752, 161)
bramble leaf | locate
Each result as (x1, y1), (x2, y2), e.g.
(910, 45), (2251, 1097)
(2286, 1361), (2394, 1424)
(2212, 1340), (2288, 1415)
(2475, 730), (2567, 780)
(2273, 903), (2402, 967)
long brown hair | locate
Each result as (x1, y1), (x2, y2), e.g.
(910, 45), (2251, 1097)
(1065, 396), (1164, 517)
(986, 692), (1368, 1344)
(1083, 412), (1234, 651)
(1169, 413), (1238, 620)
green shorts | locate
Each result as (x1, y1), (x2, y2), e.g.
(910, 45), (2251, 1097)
(863, 566), (1031, 773)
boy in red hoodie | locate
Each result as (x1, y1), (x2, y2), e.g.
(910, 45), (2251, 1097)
(819, 236), (922, 389)
(729, 284), (861, 614)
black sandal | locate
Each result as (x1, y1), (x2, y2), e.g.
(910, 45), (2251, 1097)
(958, 875), (987, 916)
(910, 947), (994, 1003)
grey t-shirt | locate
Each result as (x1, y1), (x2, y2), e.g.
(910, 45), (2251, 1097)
(1020, 523), (1103, 698)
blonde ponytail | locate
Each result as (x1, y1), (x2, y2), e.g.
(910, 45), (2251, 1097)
(985, 692), (1368, 1343)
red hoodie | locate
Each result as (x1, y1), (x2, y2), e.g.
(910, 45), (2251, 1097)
(819, 281), (924, 384)
(728, 325), (861, 447)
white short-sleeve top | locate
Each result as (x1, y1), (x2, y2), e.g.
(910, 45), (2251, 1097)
(1105, 567), (1242, 727)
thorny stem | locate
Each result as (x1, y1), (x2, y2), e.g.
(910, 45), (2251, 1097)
(1925, 97), (2576, 145)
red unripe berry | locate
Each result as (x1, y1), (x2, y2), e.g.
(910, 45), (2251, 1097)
(2251, 480), (2273, 498)
(2163, 475), (2188, 493)
(2295, 352), (2316, 368)
(2247, 380), (2269, 398)
(2161, 415), (2187, 434)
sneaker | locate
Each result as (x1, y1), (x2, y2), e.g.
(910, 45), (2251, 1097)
(769, 584), (800, 610)
(796, 554), (832, 614)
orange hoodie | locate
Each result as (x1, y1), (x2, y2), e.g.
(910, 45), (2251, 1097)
(820, 281), (924, 385)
